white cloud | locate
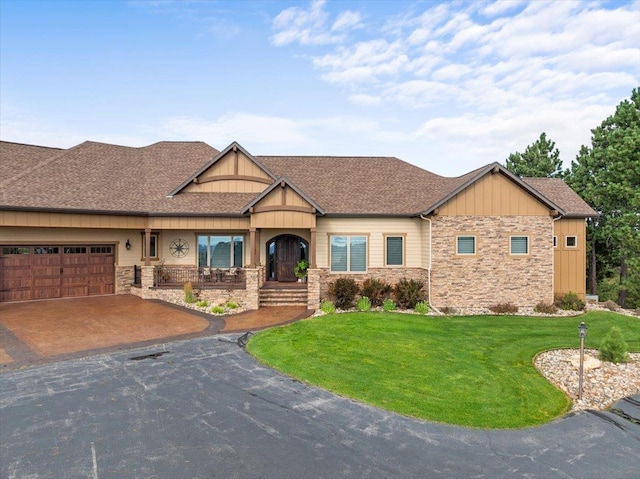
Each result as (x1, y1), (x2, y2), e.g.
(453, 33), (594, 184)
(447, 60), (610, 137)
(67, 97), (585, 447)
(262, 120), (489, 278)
(348, 94), (381, 106)
(331, 11), (363, 32)
(271, 0), (363, 46)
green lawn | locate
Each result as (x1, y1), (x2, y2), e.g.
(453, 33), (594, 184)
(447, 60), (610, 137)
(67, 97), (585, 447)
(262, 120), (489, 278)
(247, 311), (640, 429)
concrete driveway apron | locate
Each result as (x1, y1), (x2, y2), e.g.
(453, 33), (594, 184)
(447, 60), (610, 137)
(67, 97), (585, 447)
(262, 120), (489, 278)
(1, 335), (638, 479)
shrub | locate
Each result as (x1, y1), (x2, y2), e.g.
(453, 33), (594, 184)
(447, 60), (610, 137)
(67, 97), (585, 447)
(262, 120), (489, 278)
(360, 278), (392, 307)
(184, 282), (195, 304)
(320, 299), (336, 314)
(534, 301), (557, 314)
(382, 298), (396, 312)
(226, 301), (239, 310)
(211, 305), (225, 314)
(414, 301), (430, 315)
(328, 278), (359, 309)
(489, 302), (519, 314)
(393, 278), (427, 309)
(356, 296), (372, 311)
(599, 326), (629, 363)
(554, 292), (585, 311)
(603, 300), (619, 311)
(196, 300), (209, 308)
(440, 306), (457, 315)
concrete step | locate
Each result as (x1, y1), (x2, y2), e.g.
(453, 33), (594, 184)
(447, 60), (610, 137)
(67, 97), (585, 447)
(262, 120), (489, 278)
(259, 288), (308, 307)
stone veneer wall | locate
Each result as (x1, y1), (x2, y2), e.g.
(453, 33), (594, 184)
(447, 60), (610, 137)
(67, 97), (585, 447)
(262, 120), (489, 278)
(130, 266), (260, 310)
(317, 267), (429, 302)
(115, 266), (134, 294)
(430, 215), (553, 308)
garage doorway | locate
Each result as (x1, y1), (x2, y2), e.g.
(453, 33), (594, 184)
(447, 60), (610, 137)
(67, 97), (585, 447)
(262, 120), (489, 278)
(0, 245), (115, 302)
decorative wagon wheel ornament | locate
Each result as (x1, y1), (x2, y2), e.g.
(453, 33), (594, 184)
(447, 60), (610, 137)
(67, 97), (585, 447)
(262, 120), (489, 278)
(169, 239), (189, 258)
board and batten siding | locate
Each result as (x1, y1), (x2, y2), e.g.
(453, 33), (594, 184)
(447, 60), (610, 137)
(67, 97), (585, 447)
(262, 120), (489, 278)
(183, 149), (272, 194)
(315, 217), (429, 269)
(554, 218), (587, 299)
(438, 173), (551, 216)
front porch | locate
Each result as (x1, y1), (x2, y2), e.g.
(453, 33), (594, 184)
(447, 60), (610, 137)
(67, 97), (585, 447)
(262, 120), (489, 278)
(130, 265), (321, 312)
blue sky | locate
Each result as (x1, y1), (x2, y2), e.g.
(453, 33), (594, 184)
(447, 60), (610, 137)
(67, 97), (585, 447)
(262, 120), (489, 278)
(1, 0), (638, 176)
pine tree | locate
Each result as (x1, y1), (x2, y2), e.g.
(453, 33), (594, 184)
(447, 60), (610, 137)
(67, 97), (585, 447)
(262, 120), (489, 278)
(505, 132), (564, 178)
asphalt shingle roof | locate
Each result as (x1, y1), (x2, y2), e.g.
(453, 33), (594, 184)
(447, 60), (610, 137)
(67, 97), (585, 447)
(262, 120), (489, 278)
(0, 140), (596, 218)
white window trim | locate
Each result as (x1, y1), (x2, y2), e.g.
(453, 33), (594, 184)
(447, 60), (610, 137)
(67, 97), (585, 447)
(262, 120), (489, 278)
(197, 235), (244, 268)
(509, 235), (530, 255)
(565, 236), (578, 248)
(456, 235), (476, 255)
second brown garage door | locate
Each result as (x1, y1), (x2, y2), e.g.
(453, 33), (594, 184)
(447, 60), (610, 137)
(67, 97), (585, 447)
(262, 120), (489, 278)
(0, 245), (115, 302)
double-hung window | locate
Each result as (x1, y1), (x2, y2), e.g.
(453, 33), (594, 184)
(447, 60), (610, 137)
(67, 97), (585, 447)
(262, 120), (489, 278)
(198, 235), (244, 268)
(456, 236), (476, 255)
(385, 236), (404, 266)
(510, 236), (529, 255)
(330, 235), (367, 272)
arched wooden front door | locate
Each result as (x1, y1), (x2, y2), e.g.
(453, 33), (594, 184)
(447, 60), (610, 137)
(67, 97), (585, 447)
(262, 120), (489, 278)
(267, 235), (308, 282)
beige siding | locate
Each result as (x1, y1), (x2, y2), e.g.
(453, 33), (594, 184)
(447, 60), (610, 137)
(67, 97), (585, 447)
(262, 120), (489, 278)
(148, 217), (249, 230)
(251, 211), (316, 229)
(439, 173), (551, 216)
(315, 217), (425, 269)
(554, 218), (587, 299)
(1, 210), (147, 229)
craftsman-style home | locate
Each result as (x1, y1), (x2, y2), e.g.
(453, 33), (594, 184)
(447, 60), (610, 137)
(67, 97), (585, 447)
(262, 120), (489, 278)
(0, 140), (596, 310)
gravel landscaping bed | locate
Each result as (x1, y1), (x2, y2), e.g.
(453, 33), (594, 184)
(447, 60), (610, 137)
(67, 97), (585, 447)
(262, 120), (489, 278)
(535, 349), (640, 412)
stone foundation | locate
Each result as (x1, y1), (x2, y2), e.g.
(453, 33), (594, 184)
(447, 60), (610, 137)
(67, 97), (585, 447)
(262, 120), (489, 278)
(115, 266), (134, 294)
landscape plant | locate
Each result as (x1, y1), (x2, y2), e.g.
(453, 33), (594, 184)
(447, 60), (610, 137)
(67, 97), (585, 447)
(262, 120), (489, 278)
(196, 300), (209, 308)
(211, 305), (225, 314)
(360, 278), (392, 307)
(226, 300), (239, 309)
(393, 278), (427, 309)
(534, 301), (557, 314)
(599, 326), (629, 363)
(554, 292), (585, 311)
(414, 301), (430, 315)
(328, 277), (359, 309)
(320, 299), (336, 314)
(184, 282), (195, 304)
(489, 302), (518, 314)
(356, 296), (372, 312)
(382, 298), (396, 312)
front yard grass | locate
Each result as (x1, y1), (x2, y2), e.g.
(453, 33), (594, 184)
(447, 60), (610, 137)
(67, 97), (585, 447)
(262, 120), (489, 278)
(247, 311), (640, 429)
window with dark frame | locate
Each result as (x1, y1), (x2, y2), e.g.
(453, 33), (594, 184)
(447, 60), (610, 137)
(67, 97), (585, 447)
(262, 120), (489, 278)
(566, 236), (577, 248)
(510, 236), (529, 255)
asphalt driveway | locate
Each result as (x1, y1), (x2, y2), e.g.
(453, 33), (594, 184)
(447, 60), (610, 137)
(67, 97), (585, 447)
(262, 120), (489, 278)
(1, 336), (639, 479)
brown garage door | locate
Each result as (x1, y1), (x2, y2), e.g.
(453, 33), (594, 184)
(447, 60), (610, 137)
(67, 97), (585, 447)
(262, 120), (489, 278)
(0, 245), (115, 302)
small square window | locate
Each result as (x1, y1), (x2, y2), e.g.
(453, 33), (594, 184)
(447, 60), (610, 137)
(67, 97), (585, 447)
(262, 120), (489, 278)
(510, 236), (529, 255)
(566, 236), (577, 248)
(457, 236), (476, 255)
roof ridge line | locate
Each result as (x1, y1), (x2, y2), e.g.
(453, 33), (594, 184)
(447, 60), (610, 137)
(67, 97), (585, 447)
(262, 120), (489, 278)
(0, 141), (91, 188)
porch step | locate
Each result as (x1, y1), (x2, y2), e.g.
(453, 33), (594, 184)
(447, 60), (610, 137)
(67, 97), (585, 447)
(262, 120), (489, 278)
(259, 287), (308, 307)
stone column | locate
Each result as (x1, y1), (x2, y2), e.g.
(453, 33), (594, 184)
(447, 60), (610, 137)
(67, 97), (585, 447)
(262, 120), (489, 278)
(140, 265), (156, 299)
(307, 268), (321, 311)
(243, 268), (260, 310)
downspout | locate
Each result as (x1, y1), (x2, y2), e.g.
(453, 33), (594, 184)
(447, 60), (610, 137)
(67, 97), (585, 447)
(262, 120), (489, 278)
(552, 215), (562, 304)
(420, 214), (442, 314)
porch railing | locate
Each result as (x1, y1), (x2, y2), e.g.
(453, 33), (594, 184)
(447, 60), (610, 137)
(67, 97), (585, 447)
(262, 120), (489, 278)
(133, 265), (142, 287)
(154, 266), (245, 288)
